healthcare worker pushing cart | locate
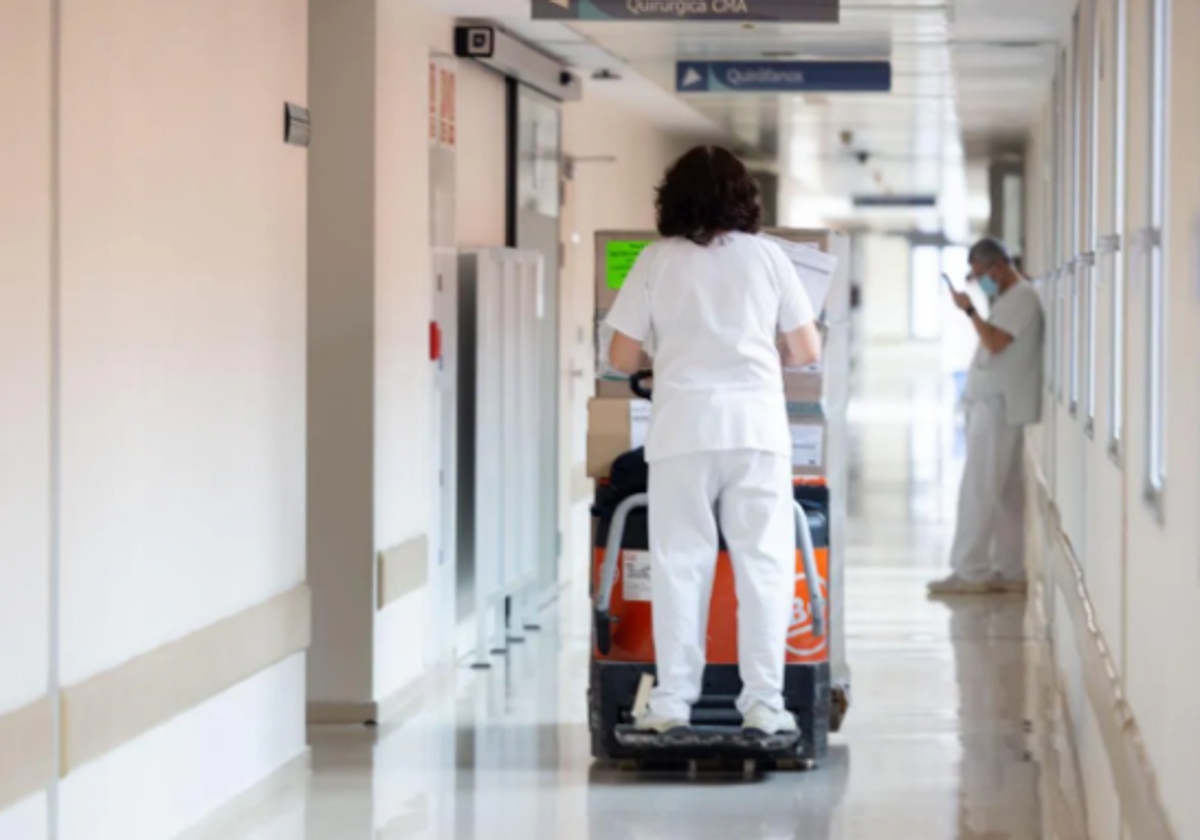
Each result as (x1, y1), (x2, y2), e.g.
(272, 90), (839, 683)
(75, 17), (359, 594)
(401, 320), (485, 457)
(605, 146), (822, 736)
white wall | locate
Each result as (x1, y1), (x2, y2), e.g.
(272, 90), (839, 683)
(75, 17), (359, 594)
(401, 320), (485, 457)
(0, 0), (309, 835)
(307, 0), (463, 707)
(0, 0), (52, 725)
(456, 61), (508, 249)
(0, 1), (54, 834)
(0, 795), (48, 840)
(1026, 0), (1200, 834)
(57, 0), (308, 689)
(372, 0), (452, 702)
(59, 655), (305, 840)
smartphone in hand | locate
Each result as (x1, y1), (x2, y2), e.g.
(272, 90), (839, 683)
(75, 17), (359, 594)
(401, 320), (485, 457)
(941, 272), (958, 293)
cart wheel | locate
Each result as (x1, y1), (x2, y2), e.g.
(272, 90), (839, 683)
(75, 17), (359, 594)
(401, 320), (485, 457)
(830, 685), (850, 732)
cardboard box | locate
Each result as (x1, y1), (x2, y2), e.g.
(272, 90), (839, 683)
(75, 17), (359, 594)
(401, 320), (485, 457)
(789, 416), (828, 478)
(587, 398), (652, 479)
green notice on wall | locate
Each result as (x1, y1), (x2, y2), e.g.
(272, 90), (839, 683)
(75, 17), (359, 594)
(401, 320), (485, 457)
(605, 240), (651, 290)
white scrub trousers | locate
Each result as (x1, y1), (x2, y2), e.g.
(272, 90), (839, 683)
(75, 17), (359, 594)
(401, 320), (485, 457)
(950, 396), (1026, 583)
(646, 449), (795, 722)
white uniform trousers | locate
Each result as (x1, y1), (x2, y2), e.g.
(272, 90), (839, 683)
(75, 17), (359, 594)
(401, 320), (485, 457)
(646, 449), (795, 722)
(949, 396), (1027, 583)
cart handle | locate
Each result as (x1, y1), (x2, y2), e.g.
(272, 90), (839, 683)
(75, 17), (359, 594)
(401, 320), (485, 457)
(593, 495), (826, 655)
(793, 501), (827, 640)
(630, 370), (653, 400)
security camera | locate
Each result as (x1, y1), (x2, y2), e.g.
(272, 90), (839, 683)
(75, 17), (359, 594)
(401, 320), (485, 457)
(856, 151), (870, 165)
(463, 27), (494, 57)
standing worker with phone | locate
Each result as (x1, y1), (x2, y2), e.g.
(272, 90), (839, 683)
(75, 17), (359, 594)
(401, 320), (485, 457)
(929, 238), (1046, 596)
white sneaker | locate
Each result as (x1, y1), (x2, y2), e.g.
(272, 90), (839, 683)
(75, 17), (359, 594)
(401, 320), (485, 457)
(634, 712), (690, 735)
(990, 576), (1028, 594)
(927, 573), (992, 596)
(741, 705), (799, 736)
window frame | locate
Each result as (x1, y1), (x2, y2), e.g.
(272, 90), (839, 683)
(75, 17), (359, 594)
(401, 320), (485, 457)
(1143, 0), (1169, 515)
(1068, 10), (1083, 418)
(1059, 265), (1070, 405)
(1083, 0), (1101, 438)
(1108, 0), (1128, 464)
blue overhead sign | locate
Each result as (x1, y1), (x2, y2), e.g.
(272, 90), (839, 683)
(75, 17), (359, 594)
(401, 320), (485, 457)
(676, 61), (891, 93)
(532, 0), (839, 23)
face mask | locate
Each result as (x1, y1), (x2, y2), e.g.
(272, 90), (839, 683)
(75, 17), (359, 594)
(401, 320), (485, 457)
(979, 275), (1000, 298)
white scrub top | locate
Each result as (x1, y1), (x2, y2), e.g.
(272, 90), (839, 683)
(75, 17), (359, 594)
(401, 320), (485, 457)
(604, 232), (815, 464)
(964, 278), (1045, 426)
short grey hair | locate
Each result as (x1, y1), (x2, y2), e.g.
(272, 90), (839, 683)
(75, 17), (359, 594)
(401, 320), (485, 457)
(968, 236), (1012, 266)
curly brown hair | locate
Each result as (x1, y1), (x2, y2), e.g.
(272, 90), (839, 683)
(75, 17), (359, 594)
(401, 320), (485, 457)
(655, 146), (762, 246)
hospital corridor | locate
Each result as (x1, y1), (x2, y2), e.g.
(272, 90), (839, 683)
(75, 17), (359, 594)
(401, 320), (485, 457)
(183, 347), (1084, 839)
(3, 0), (1200, 839)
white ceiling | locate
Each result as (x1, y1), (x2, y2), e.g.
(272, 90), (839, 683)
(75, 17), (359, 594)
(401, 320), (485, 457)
(425, 0), (1072, 231)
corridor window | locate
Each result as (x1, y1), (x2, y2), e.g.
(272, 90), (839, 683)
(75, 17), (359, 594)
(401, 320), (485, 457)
(1144, 0), (1170, 507)
(1055, 53), (1069, 270)
(1084, 1), (1101, 436)
(1051, 271), (1060, 398)
(1067, 10), (1085, 418)
(1084, 256), (1097, 436)
(1069, 260), (1080, 415)
(1109, 0), (1129, 460)
(1059, 267), (1070, 405)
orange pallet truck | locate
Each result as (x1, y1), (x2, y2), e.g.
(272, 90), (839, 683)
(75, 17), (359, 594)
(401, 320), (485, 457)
(589, 458), (834, 768)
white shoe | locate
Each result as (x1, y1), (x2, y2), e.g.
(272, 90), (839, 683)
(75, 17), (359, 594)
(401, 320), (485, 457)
(634, 712), (690, 735)
(990, 576), (1028, 594)
(927, 573), (992, 596)
(741, 705), (799, 736)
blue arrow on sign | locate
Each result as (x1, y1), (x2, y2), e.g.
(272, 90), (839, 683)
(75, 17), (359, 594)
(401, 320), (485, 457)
(675, 61), (891, 94)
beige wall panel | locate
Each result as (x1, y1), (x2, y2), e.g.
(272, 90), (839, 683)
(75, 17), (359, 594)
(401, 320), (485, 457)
(62, 585), (311, 774)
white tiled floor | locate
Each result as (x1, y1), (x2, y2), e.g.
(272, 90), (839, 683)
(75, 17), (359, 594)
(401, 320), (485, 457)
(201, 345), (1087, 839)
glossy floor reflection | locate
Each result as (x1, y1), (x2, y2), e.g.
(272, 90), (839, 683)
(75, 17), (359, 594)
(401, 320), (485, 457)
(203, 346), (1087, 839)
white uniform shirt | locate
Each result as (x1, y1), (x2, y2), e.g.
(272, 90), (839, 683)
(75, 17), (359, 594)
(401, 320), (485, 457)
(964, 278), (1045, 426)
(604, 232), (815, 463)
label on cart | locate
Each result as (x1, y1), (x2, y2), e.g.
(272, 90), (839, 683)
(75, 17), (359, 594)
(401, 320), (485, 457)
(790, 424), (824, 468)
(621, 551), (653, 602)
(629, 400), (652, 449)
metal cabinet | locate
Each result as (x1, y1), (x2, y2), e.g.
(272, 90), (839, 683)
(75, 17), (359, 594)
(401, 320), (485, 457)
(457, 248), (546, 665)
